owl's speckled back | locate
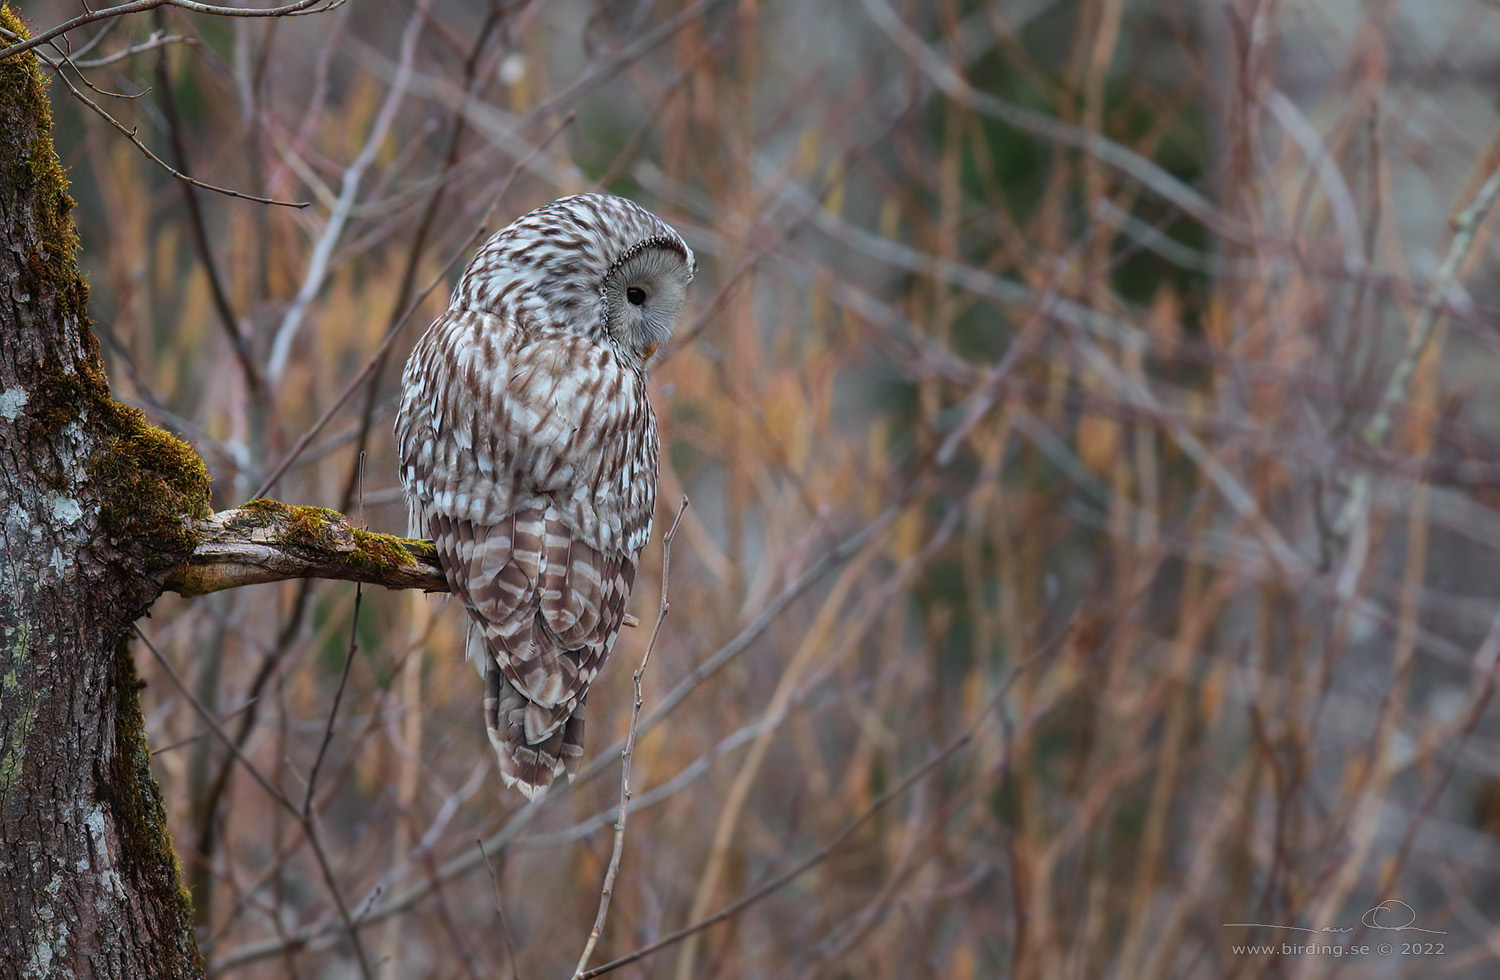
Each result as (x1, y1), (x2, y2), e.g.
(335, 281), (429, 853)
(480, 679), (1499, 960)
(395, 194), (694, 799)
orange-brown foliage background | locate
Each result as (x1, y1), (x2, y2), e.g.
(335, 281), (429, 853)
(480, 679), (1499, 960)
(28, 0), (1500, 976)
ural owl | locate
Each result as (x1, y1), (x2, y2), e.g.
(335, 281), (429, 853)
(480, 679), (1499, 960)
(395, 194), (694, 799)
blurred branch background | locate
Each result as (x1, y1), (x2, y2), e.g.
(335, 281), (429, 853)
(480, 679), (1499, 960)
(26, 0), (1500, 975)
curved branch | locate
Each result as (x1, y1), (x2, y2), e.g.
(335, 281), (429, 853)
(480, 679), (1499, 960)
(164, 499), (651, 621)
(0, 0), (342, 63)
(162, 498), (445, 598)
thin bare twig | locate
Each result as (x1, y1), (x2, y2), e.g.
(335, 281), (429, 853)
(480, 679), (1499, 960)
(33, 29), (193, 72)
(529, 0), (738, 119)
(575, 664), (1031, 980)
(211, 494), (914, 970)
(135, 626), (375, 980)
(69, 29), (191, 68)
(1331, 161), (1500, 539)
(153, 8), (263, 394)
(304, 584), (362, 816)
(336, 0), (508, 515)
(573, 497), (690, 980)
(252, 111), (576, 500)
(856, 0), (1245, 239)
(266, 0), (429, 382)
(44, 55), (308, 209)
(0, 0), (343, 62)
(136, 626), (296, 812)
(476, 839), (521, 980)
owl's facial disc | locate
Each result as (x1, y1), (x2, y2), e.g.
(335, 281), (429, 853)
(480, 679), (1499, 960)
(603, 242), (694, 364)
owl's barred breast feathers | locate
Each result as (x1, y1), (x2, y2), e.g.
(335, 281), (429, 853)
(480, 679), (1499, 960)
(395, 194), (693, 799)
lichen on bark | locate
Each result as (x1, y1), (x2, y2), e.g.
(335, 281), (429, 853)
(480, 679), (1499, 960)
(0, 6), (84, 325)
(0, 6), (208, 975)
(1, 5), (211, 591)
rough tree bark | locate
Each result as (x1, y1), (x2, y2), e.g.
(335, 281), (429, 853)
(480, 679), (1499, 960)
(0, 11), (442, 976)
(0, 10), (208, 976)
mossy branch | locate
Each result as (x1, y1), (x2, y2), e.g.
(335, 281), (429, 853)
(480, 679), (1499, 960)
(162, 498), (445, 598)
(162, 499), (645, 630)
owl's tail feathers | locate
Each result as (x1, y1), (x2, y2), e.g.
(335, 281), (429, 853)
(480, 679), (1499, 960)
(484, 661), (584, 800)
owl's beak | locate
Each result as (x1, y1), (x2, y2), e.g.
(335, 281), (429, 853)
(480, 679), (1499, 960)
(641, 343), (659, 360)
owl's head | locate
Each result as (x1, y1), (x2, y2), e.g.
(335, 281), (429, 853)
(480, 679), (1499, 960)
(455, 193), (695, 365)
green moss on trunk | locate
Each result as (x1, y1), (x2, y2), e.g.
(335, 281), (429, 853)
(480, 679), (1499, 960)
(0, 7), (85, 324)
(2, 6), (211, 581)
(97, 637), (202, 972)
(2, 7), (209, 973)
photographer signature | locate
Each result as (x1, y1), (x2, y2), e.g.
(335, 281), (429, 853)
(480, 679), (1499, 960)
(1223, 901), (1447, 936)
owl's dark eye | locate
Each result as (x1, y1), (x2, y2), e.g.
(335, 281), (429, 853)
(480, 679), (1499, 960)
(626, 286), (647, 306)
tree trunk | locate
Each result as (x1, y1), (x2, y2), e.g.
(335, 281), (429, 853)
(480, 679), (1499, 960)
(0, 11), (208, 978)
